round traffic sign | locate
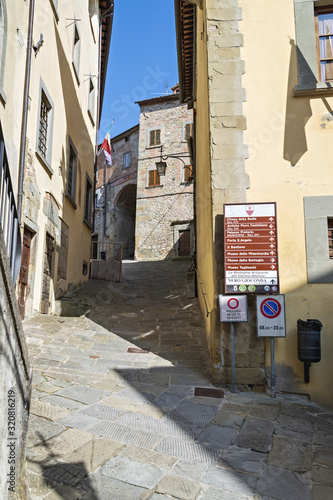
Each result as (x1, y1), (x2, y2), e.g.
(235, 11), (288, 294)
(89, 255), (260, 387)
(228, 298), (239, 310)
(260, 298), (281, 319)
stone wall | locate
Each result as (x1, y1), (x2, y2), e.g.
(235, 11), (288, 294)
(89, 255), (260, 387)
(95, 125), (139, 258)
(135, 95), (194, 260)
(0, 226), (32, 499)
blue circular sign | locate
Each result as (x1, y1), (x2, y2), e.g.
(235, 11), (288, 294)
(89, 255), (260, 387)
(260, 298), (281, 319)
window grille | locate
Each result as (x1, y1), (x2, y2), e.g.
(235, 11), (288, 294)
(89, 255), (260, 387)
(123, 152), (131, 169)
(328, 218), (333, 258)
(38, 92), (50, 158)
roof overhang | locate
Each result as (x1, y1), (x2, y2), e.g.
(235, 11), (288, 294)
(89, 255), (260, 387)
(174, 0), (195, 105)
(99, 1), (114, 117)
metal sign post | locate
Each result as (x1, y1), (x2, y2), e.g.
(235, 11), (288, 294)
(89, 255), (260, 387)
(256, 295), (286, 398)
(219, 295), (248, 393)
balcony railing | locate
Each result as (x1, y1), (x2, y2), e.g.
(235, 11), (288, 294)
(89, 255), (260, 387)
(0, 122), (22, 283)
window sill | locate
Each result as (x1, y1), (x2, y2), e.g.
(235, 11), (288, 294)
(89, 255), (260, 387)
(36, 149), (53, 176)
(146, 184), (163, 189)
(146, 144), (162, 150)
(65, 193), (77, 209)
(294, 82), (333, 97)
(88, 108), (95, 127)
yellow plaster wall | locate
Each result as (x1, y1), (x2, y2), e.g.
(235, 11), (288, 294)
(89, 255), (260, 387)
(194, 1), (217, 360)
(24, 0), (98, 313)
(240, 0), (333, 409)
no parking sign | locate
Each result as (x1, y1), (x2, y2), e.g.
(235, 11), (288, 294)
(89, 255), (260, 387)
(256, 295), (286, 337)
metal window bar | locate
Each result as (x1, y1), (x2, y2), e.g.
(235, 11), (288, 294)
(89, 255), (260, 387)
(0, 122), (22, 282)
(39, 97), (49, 157)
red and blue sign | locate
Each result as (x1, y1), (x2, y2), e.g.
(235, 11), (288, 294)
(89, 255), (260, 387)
(260, 298), (281, 319)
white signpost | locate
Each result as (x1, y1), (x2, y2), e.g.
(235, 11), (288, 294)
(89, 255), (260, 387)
(219, 295), (248, 322)
(219, 295), (248, 393)
(256, 295), (286, 397)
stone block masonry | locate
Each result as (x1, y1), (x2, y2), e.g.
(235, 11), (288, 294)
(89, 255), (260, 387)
(135, 94), (194, 260)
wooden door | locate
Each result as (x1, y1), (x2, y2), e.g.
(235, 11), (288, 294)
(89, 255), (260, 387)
(40, 234), (53, 314)
(17, 227), (33, 319)
(179, 230), (191, 256)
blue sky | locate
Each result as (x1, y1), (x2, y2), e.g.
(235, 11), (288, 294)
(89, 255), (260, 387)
(99, 1), (179, 142)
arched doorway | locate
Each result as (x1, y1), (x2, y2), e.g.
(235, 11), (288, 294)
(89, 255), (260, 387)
(115, 184), (137, 259)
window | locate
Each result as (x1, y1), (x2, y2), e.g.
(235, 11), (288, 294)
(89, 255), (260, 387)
(328, 218), (333, 258)
(36, 81), (54, 173)
(315, 9), (333, 82)
(66, 139), (77, 206)
(38, 91), (51, 160)
(148, 169), (160, 187)
(183, 165), (193, 183)
(183, 123), (193, 141)
(72, 23), (81, 82)
(84, 174), (93, 226)
(123, 152), (131, 169)
(49, 0), (59, 20)
(88, 77), (95, 123)
(149, 129), (161, 147)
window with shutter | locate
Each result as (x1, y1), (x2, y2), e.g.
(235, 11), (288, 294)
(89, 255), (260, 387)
(149, 129), (161, 146)
(315, 8), (333, 82)
(148, 170), (160, 186)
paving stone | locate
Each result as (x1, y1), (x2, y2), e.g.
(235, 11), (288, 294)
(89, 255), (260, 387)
(255, 464), (310, 499)
(82, 403), (125, 421)
(219, 445), (266, 474)
(315, 414), (333, 431)
(35, 381), (65, 394)
(249, 403), (280, 421)
(312, 465), (333, 486)
(100, 455), (166, 489)
(42, 462), (86, 487)
(118, 445), (176, 470)
(54, 385), (103, 404)
(30, 399), (72, 420)
(43, 395), (86, 411)
(90, 378), (125, 392)
(48, 379), (74, 388)
(90, 421), (162, 448)
(200, 487), (249, 499)
(44, 485), (82, 499)
(233, 417), (275, 453)
(26, 470), (57, 498)
(32, 428), (93, 458)
(221, 403), (249, 413)
(27, 416), (65, 447)
(314, 446), (333, 466)
(201, 465), (257, 496)
(155, 437), (220, 464)
(314, 430), (333, 447)
(196, 424), (237, 450)
(170, 460), (208, 481)
(102, 395), (165, 417)
(212, 410), (244, 429)
(276, 414), (313, 436)
(66, 438), (124, 471)
(155, 474), (202, 500)
(81, 472), (148, 500)
(312, 484), (333, 500)
(153, 391), (186, 409)
(117, 412), (201, 440)
(58, 412), (101, 430)
(165, 401), (218, 427)
(267, 435), (313, 472)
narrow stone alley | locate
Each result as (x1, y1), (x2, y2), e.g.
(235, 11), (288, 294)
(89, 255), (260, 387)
(23, 261), (333, 500)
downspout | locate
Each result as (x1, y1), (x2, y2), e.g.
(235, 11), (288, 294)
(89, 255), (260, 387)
(17, 0), (35, 222)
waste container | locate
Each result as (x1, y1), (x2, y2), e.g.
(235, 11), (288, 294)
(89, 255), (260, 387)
(297, 319), (322, 383)
(297, 319), (322, 363)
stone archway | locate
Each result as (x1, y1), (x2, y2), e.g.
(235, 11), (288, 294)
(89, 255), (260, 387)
(115, 184), (137, 259)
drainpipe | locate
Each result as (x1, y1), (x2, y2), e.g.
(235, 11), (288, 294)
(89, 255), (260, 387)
(17, 0), (35, 223)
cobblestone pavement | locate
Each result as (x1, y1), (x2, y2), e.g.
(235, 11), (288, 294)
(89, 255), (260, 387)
(23, 261), (333, 500)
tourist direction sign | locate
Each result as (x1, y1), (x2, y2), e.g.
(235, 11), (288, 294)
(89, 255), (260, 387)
(224, 203), (279, 294)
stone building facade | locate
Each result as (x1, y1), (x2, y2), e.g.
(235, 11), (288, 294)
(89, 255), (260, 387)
(135, 91), (194, 260)
(95, 124), (139, 259)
